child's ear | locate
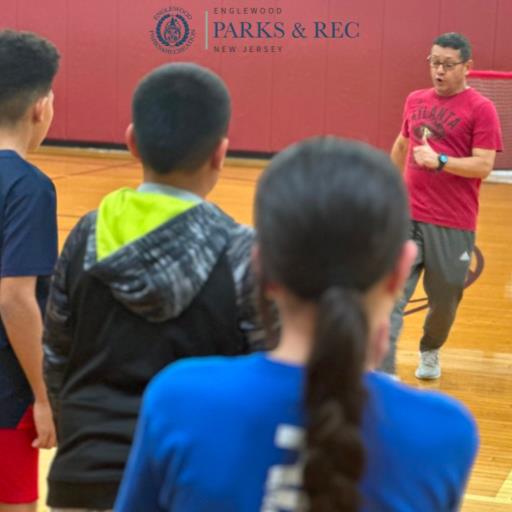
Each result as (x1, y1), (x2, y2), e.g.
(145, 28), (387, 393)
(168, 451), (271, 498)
(32, 95), (48, 123)
(464, 58), (474, 76)
(386, 240), (417, 296)
(252, 245), (281, 300)
(211, 137), (229, 171)
(125, 124), (140, 160)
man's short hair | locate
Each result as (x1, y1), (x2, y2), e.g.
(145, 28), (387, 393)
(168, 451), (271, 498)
(433, 32), (472, 62)
(0, 30), (60, 125)
(133, 63), (231, 174)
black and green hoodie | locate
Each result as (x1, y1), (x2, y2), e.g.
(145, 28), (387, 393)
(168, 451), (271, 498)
(43, 184), (265, 509)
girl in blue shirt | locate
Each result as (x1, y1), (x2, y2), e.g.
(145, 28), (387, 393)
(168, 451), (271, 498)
(116, 137), (478, 512)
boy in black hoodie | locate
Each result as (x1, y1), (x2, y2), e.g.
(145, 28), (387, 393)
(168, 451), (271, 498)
(43, 63), (264, 511)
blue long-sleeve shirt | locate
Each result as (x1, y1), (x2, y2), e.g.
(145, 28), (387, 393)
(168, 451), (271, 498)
(116, 353), (478, 512)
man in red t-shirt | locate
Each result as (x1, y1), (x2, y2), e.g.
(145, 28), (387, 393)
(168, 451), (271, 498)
(384, 32), (503, 379)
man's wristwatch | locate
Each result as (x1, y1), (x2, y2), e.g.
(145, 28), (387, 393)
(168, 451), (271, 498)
(437, 153), (448, 171)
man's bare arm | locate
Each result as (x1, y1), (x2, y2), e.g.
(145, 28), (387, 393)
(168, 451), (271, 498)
(391, 133), (409, 173)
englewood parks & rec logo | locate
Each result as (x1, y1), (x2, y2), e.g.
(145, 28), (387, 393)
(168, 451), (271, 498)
(150, 6), (196, 54)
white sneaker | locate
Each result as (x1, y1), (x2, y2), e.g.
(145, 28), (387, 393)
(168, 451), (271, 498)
(415, 349), (441, 380)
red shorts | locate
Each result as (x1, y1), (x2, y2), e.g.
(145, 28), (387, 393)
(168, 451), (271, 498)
(0, 406), (38, 504)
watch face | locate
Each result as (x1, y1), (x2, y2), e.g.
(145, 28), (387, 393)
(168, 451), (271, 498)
(440, 154), (448, 164)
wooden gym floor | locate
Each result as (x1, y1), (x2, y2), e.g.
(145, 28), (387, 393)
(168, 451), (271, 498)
(29, 148), (512, 512)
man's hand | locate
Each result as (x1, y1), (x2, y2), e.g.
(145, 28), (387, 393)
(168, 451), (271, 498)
(32, 400), (57, 449)
(413, 132), (439, 169)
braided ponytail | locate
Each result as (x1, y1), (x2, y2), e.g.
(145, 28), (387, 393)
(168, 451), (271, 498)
(254, 136), (410, 511)
(303, 287), (367, 512)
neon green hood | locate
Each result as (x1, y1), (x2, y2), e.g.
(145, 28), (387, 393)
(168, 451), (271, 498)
(96, 188), (197, 260)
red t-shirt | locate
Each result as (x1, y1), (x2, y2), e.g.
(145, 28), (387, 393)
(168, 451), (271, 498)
(401, 87), (503, 231)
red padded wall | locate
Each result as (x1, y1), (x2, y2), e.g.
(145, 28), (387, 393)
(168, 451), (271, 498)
(2, 0), (510, 153)
(324, 0), (385, 146)
(494, 0), (512, 70)
(66, 1), (118, 142)
(378, 0), (441, 149)
(15, 0), (68, 138)
(1, 2), (17, 36)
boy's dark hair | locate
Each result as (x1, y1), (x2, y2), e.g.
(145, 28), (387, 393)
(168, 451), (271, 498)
(433, 32), (472, 62)
(132, 63), (231, 174)
(0, 29), (60, 125)
(256, 137), (409, 512)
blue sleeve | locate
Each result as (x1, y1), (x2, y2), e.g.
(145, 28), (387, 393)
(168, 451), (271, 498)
(1, 175), (57, 277)
(115, 393), (165, 512)
(448, 408), (479, 511)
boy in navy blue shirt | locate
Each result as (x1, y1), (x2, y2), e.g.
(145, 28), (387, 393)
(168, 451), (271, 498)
(0, 30), (60, 511)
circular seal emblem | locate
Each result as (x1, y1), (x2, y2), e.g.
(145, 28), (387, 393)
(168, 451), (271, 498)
(151, 6), (196, 54)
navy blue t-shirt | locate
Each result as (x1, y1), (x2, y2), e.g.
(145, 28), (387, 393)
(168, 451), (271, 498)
(116, 353), (478, 512)
(0, 150), (57, 428)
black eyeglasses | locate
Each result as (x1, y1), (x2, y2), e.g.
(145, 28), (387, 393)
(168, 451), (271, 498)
(427, 55), (466, 71)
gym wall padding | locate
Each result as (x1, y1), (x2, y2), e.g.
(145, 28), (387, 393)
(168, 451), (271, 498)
(5, 0), (512, 153)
